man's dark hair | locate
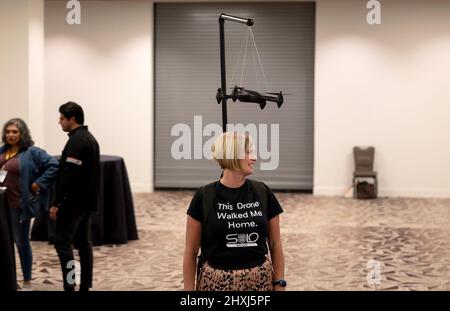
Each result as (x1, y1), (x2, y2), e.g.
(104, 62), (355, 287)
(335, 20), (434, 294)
(59, 101), (84, 125)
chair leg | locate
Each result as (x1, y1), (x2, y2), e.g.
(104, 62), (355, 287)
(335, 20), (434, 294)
(375, 178), (378, 198)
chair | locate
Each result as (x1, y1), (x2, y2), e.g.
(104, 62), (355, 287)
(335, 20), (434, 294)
(353, 146), (377, 198)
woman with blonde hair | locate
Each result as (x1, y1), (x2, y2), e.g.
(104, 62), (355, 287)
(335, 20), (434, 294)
(183, 131), (285, 291)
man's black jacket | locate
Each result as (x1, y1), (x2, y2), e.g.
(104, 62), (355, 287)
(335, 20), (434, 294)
(54, 126), (100, 212)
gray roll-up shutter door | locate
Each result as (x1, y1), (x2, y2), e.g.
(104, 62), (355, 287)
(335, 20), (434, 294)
(155, 2), (315, 190)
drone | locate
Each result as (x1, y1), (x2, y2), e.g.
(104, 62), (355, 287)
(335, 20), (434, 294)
(216, 85), (284, 110)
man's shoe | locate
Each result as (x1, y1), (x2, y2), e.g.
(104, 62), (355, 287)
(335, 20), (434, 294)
(21, 281), (32, 291)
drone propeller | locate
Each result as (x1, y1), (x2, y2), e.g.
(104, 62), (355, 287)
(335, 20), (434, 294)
(216, 88), (224, 104)
(230, 86), (240, 102)
(276, 97), (283, 108)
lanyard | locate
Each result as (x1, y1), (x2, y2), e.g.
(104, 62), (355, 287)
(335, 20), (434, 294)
(1, 149), (19, 170)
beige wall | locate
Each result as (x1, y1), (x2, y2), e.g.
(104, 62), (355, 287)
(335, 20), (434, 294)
(0, 0), (45, 145)
(314, 0), (450, 197)
(44, 0), (153, 192)
(0, 0), (30, 124)
(28, 0), (45, 146)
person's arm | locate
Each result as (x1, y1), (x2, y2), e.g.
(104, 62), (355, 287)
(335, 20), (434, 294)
(268, 215), (285, 291)
(183, 215), (202, 291)
(53, 138), (84, 208)
(50, 138), (84, 221)
(33, 148), (59, 191)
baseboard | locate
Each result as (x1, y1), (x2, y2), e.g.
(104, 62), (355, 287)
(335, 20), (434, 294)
(130, 183), (153, 193)
(314, 186), (450, 198)
(379, 188), (450, 198)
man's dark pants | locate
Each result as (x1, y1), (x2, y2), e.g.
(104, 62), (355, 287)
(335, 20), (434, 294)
(54, 207), (93, 291)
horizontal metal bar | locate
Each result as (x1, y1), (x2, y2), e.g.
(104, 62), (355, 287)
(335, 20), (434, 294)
(219, 13), (253, 26)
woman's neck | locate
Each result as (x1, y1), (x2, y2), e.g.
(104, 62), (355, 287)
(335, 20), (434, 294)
(220, 170), (246, 188)
(8, 145), (19, 154)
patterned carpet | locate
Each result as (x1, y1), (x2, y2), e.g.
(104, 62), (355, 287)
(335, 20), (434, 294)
(19, 192), (450, 291)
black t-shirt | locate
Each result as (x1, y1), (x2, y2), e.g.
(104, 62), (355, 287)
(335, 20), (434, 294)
(187, 179), (283, 270)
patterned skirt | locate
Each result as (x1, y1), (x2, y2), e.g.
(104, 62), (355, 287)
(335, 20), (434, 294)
(196, 258), (274, 291)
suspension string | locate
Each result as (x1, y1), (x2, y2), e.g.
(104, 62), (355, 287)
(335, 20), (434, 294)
(251, 41), (260, 92)
(249, 28), (270, 92)
(239, 27), (250, 87)
(229, 27), (250, 89)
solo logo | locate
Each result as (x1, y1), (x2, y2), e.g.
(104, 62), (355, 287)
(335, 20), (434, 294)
(226, 232), (259, 248)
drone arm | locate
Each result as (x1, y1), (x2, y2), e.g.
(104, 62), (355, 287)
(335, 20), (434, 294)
(264, 95), (277, 102)
(263, 95), (283, 108)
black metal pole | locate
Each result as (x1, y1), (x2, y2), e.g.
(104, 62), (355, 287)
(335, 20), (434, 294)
(218, 14), (254, 132)
(219, 18), (227, 132)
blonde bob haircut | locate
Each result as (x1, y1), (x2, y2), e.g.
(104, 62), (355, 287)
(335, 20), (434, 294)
(211, 131), (255, 171)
